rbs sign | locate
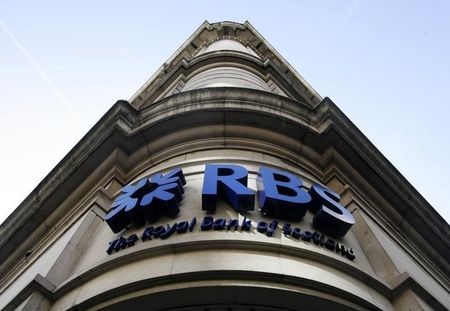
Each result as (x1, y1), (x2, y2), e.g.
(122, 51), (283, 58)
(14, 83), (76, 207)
(202, 164), (355, 237)
(106, 164), (355, 237)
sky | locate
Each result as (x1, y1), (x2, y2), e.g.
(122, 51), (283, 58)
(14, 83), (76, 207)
(0, 1), (449, 225)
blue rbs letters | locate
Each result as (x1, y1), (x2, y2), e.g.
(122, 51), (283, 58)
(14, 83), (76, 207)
(105, 168), (186, 233)
(203, 164), (355, 237)
(105, 164), (355, 238)
(202, 164), (254, 212)
(308, 183), (355, 237)
(258, 167), (311, 220)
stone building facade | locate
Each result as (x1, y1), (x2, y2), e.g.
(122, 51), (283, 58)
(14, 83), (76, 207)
(1, 21), (449, 310)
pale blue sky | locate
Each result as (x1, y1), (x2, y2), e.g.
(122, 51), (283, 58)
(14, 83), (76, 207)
(0, 1), (449, 224)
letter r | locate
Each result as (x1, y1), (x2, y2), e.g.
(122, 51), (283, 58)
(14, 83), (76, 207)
(202, 164), (254, 212)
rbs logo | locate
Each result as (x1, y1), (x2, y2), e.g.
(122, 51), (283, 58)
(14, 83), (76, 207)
(105, 168), (186, 233)
(106, 164), (355, 237)
(202, 164), (355, 237)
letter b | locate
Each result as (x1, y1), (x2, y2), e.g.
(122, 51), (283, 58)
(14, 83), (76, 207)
(257, 167), (311, 220)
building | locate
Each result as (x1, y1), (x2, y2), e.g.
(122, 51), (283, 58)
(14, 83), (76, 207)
(1, 21), (449, 310)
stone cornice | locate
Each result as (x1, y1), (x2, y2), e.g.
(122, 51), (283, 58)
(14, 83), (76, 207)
(0, 88), (448, 290)
(0, 101), (137, 263)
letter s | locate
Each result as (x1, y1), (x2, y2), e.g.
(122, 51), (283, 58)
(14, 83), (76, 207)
(309, 183), (355, 237)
